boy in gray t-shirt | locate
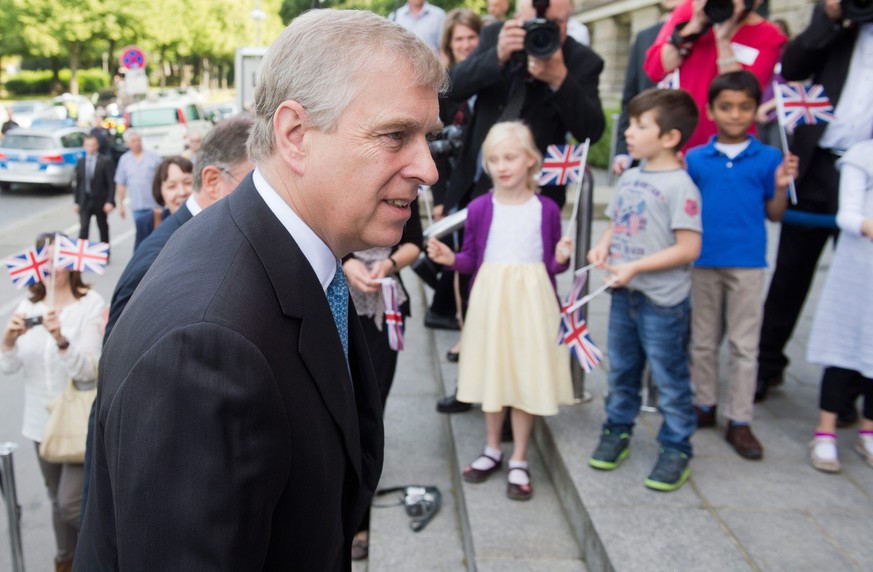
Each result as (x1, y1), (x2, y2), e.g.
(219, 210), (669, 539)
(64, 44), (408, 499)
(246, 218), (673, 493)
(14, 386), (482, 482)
(587, 88), (702, 492)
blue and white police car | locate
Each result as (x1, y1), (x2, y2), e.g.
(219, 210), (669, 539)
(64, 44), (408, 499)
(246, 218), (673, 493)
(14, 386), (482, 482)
(0, 126), (88, 192)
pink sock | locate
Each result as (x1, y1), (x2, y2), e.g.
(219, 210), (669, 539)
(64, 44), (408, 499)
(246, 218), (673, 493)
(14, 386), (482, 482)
(859, 430), (873, 437)
(815, 432), (836, 439)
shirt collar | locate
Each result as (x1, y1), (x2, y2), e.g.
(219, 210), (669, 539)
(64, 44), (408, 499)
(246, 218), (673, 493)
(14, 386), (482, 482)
(252, 168), (337, 293)
(186, 193), (203, 216)
(702, 134), (762, 158)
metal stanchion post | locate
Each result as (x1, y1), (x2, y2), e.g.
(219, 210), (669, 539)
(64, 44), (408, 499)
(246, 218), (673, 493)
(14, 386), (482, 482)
(1, 442), (25, 572)
(571, 170), (594, 404)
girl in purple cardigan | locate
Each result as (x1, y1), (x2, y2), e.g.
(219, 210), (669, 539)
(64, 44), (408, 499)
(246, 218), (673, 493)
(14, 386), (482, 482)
(427, 121), (574, 501)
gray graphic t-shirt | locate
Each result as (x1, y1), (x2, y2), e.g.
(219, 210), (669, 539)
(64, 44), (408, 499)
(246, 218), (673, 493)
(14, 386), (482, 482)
(606, 167), (702, 306)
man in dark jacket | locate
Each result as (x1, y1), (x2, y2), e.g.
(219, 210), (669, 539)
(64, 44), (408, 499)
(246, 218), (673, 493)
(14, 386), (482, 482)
(73, 135), (115, 246)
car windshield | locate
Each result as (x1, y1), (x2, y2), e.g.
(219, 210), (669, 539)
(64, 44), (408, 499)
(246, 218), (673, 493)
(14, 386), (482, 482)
(129, 108), (180, 127)
(0, 134), (55, 150)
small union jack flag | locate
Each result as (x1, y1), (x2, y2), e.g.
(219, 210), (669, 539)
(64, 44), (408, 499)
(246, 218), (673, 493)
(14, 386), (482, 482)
(558, 311), (604, 372)
(4, 245), (50, 289)
(381, 278), (405, 351)
(776, 82), (836, 133)
(538, 142), (588, 186)
(557, 270), (603, 372)
(657, 69), (680, 90)
(54, 235), (109, 275)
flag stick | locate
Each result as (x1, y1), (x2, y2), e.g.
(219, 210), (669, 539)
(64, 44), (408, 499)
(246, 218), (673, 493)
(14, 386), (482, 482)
(47, 233), (60, 309)
(563, 276), (618, 315)
(773, 81), (798, 205)
(574, 263), (596, 276)
(563, 139), (591, 240)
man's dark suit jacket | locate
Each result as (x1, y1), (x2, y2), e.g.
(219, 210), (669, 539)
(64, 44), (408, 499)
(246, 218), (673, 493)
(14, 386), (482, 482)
(103, 201), (194, 342)
(75, 153), (116, 207)
(615, 21), (664, 157)
(75, 176), (384, 571)
(782, 4), (858, 210)
(443, 22), (605, 210)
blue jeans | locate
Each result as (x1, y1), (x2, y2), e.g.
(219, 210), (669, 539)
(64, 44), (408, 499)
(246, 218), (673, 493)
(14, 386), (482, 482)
(604, 288), (696, 456)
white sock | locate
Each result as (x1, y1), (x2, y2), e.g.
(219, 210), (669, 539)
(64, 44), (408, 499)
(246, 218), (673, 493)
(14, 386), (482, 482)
(507, 460), (529, 486)
(859, 432), (873, 454)
(471, 447), (502, 471)
(814, 435), (838, 461)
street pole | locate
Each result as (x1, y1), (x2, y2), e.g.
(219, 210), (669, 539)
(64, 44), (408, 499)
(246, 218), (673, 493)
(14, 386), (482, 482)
(571, 171), (594, 403)
(0, 442), (25, 572)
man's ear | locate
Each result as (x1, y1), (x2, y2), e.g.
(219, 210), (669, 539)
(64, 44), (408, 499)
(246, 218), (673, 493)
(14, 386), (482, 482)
(199, 165), (223, 203)
(661, 127), (683, 151)
(272, 100), (308, 176)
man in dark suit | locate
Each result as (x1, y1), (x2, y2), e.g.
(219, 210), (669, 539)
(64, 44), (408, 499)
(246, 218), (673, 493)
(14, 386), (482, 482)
(442, 0), (605, 212)
(73, 134), (115, 246)
(75, 10), (444, 571)
(77, 115), (256, 518)
(756, 0), (868, 405)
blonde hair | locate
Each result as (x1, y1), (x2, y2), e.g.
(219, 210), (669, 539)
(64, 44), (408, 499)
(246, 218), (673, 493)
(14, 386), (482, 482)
(480, 121), (543, 190)
(247, 9), (448, 163)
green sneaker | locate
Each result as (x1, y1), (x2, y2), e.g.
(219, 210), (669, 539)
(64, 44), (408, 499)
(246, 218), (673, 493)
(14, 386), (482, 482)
(644, 448), (691, 492)
(589, 428), (631, 470)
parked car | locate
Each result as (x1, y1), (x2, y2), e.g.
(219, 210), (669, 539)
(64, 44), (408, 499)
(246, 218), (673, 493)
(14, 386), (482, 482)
(9, 101), (49, 128)
(205, 101), (241, 123)
(0, 127), (88, 192)
(124, 97), (212, 157)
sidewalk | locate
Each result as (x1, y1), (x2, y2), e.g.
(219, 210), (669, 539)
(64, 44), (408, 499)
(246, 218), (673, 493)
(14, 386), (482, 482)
(364, 169), (873, 571)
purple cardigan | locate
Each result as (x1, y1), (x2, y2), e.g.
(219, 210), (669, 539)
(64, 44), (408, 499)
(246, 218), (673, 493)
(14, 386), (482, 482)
(449, 192), (569, 291)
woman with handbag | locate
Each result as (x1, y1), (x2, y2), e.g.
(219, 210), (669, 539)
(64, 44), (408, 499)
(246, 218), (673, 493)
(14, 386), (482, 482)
(1, 232), (104, 572)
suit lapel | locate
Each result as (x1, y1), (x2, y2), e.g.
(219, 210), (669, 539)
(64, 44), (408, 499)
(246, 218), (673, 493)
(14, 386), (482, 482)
(227, 177), (365, 479)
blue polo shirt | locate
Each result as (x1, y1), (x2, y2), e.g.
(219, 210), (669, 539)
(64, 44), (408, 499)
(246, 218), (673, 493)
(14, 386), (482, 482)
(686, 136), (783, 268)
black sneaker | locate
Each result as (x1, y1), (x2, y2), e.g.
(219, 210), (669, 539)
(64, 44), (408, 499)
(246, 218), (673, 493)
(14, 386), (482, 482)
(436, 392), (472, 414)
(644, 448), (691, 492)
(589, 428), (630, 470)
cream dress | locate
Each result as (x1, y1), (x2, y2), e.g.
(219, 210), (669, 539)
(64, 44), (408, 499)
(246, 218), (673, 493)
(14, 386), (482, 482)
(456, 195), (573, 415)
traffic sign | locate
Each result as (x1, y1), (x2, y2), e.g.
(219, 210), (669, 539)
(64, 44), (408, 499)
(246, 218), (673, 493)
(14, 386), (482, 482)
(120, 46), (146, 70)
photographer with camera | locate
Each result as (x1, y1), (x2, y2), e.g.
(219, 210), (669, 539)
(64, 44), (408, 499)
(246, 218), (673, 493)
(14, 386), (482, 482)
(440, 0), (604, 214)
(757, 0), (873, 410)
(644, 0), (786, 150)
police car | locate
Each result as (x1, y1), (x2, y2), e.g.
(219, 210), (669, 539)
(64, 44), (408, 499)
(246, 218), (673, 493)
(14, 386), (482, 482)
(0, 126), (88, 192)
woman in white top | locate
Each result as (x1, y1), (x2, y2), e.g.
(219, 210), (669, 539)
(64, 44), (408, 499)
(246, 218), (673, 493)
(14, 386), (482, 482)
(1, 232), (104, 571)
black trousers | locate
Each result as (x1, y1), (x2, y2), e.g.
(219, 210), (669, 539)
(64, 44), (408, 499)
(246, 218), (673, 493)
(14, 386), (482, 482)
(758, 148), (839, 381)
(78, 196), (110, 244)
(819, 367), (873, 420)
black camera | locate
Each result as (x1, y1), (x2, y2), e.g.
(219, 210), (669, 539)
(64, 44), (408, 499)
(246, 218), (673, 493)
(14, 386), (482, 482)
(523, 0), (561, 59)
(23, 316), (43, 329)
(704, 0), (755, 23)
(428, 124), (465, 159)
(844, 0), (873, 23)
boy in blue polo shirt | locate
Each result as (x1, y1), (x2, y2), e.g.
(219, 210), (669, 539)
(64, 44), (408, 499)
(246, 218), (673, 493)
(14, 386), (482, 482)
(685, 70), (798, 460)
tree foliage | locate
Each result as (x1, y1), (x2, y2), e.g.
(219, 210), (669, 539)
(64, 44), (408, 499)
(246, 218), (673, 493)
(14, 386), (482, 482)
(3, 0), (285, 93)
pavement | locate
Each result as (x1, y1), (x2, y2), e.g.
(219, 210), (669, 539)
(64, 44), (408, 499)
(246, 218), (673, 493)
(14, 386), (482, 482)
(2, 170), (871, 571)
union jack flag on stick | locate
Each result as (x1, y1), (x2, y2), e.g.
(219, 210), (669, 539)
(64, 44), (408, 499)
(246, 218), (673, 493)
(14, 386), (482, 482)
(557, 269), (607, 372)
(380, 278), (405, 351)
(776, 82), (836, 132)
(54, 235), (109, 275)
(539, 141), (589, 186)
(4, 245), (50, 289)
(772, 81), (836, 205)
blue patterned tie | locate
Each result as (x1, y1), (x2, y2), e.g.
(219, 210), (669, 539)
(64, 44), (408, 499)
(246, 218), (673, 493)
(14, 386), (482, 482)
(326, 260), (349, 359)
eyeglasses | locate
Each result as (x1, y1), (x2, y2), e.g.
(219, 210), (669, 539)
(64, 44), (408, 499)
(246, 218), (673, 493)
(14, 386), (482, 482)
(218, 165), (244, 186)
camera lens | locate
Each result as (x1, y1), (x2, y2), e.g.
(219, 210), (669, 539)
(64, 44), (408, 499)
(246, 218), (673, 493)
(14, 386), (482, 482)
(703, 0), (734, 23)
(523, 20), (561, 59)
(844, 0), (873, 22)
